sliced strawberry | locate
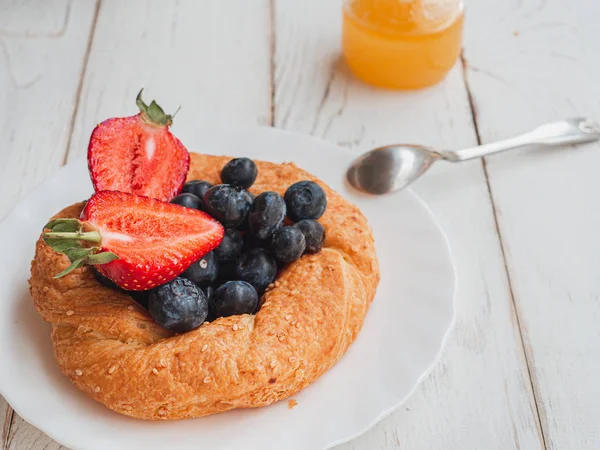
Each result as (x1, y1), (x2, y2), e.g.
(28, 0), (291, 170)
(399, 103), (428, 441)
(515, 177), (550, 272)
(42, 191), (224, 290)
(88, 90), (190, 202)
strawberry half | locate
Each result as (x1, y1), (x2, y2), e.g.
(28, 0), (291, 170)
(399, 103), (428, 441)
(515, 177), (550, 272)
(88, 90), (190, 202)
(42, 191), (224, 290)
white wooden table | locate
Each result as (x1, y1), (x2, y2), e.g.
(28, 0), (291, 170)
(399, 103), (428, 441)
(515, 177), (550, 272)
(2, 1), (599, 449)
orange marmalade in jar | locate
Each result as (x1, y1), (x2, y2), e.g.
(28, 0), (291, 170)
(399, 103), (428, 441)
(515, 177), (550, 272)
(343, 0), (464, 89)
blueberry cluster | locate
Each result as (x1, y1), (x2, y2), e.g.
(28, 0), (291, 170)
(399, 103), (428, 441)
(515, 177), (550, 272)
(94, 157), (327, 334)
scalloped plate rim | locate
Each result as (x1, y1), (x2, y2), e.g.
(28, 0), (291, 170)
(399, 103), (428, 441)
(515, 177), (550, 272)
(0, 126), (456, 450)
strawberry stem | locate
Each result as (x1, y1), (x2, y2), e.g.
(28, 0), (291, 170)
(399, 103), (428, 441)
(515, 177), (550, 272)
(42, 218), (118, 278)
(43, 230), (101, 243)
(136, 88), (174, 127)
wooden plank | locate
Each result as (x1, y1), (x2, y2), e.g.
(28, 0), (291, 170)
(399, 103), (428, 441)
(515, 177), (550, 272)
(462, 1), (600, 449)
(66, 0), (272, 162)
(5, 0), (271, 448)
(0, 0), (98, 449)
(0, 0), (97, 218)
(5, 425), (65, 450)
(273, 0), (544, 448)
(1, 402), (11, 450)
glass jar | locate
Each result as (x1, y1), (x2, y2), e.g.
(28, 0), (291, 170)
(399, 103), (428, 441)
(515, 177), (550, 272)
(342, 0), (464, 89)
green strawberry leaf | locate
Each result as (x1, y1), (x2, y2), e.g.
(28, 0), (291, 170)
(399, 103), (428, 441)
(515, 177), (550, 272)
(136, 89), (173, 126)
(61, 247), (93, 262)
(42, 220), (119, 278)
(42, 237), (82, 253)
(53, 257), (86, 279)
(45, 218), (81, 233)
(87, 251), (119, 265)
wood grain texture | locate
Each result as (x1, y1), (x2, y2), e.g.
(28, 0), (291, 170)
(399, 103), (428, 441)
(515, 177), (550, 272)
(4, 0), (597, 448)
(0, 0), (97, 219)
(66, 0), (271, 163)
(0, 0), (97, 448)
(5, 425), (65, 450)
(273, 0), (543, 448)
(4, 0), (270, 448)
(463, 1), (600, 449)
(1, 402), (11, 450)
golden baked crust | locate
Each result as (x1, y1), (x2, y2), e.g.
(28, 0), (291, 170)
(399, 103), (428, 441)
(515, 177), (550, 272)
(29, 153), (380, 420)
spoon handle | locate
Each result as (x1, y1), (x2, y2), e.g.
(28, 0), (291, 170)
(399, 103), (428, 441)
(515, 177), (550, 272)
(442, 117), (600, 162)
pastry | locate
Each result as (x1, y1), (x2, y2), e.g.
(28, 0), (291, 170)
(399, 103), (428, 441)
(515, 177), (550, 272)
(28, 91), (379, 420)
(30, 153), (379, 419)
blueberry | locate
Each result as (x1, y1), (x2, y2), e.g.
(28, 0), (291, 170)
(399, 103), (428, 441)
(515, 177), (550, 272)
(236, 190), (255, 231)
(214, 227), (244, 263)
(180, 251), (218, 288)
(296, 219), (326, 254)
(248, 192), (286, 240)
(220, 157), (258, 189)
(148, 277), (208, 333)
(272, 226), (306, 263)
(210, 281), (258, 318)
(181, 180), (213, 199)
(170, 193), (202, 210)
(284, 181), (327, 221)
(235, 248), (277, 293)
(203, 184), (252, 227)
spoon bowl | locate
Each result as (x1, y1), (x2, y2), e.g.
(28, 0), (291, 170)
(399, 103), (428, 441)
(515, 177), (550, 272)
(347, 144), (441, 194)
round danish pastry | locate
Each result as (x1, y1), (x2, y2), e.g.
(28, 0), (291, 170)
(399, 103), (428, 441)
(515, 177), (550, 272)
(29, 153), (380, 420)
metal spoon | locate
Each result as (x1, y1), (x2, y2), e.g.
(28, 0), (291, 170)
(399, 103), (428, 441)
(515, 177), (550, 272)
(347, 117), (600, 195)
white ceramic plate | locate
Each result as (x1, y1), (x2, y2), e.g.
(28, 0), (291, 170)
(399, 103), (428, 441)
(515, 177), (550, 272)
(0, 127), (455, 450)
